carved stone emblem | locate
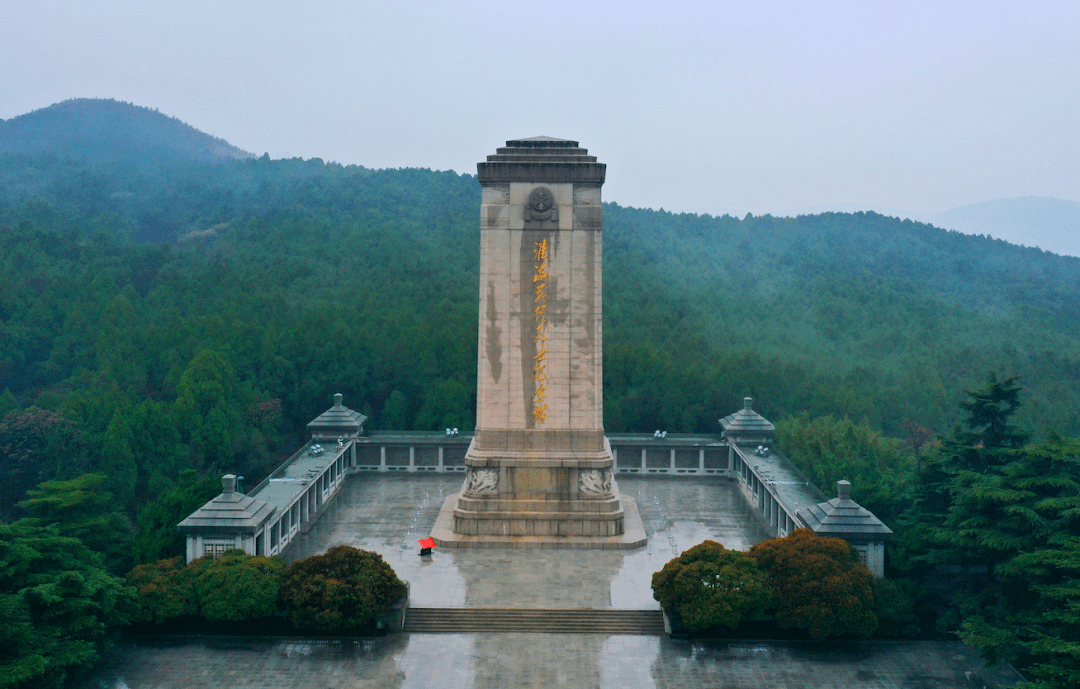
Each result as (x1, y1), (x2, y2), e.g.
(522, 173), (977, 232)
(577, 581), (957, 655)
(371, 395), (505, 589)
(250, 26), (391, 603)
(464, 467), (499, 495)
(525, 187), (559, 223)
(579, 468), (612, 496)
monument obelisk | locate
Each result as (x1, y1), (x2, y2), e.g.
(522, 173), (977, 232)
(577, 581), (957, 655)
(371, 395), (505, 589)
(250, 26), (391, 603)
(432, 137), (645, 548)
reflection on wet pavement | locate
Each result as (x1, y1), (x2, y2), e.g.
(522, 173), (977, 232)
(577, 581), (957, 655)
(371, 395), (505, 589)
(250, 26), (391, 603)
(88, 635), (1021, 689)
(86, 474), (1023, 688)
(286, 474), (771, 609)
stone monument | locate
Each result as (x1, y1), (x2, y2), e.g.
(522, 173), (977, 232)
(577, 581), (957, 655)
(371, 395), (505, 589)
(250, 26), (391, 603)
(432, 136), (645, 548)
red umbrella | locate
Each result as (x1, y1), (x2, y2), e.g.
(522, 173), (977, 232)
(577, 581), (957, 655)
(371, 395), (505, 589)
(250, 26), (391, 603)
(419, 537), (435, 550)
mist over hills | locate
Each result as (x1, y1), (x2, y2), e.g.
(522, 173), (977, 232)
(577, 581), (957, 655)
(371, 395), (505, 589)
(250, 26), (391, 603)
(0, 98), (253, 165)
(928, 196), (1080, 258)
(1, 99), (1079, 443)
(779, 197), (1080, 259)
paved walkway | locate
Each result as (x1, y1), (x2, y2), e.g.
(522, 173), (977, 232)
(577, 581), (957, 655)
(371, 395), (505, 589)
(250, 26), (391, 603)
(287, 474), (771, 608)
(83, 475), (1024, 688)
(87, 635), (1020, 689)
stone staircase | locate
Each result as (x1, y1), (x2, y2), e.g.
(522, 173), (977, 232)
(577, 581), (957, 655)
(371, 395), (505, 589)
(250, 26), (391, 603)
(402, 607), (665, 635)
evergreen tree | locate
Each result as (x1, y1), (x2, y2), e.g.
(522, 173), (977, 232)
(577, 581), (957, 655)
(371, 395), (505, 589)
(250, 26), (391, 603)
(101, 409), (137, 506)
(952, 433), (1080, 686)
(902, 373), (1028, 579)
(175, 350), (243, 467)
(380, 390), (409, 430)
(130, 470), (218, 565)
(16, 474), (131, 574)
(899, 375), (1080, 686)
(0, 409), (81, 519)
(0, 521), (134, 689)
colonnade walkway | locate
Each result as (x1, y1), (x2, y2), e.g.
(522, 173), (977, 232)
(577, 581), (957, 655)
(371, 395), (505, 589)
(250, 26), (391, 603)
(87, 474), (1024, 689)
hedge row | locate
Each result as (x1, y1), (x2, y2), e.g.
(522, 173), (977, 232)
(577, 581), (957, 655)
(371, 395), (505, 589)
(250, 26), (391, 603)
(126, 545), (406, 634)
(652, 529), (918, 639)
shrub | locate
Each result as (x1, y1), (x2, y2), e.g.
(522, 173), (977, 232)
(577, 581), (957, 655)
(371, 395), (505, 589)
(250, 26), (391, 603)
(125, 556), (194, 622)
(188, 550), (283, 622)
(749, 529), (877, 639)
(651, 540), (769, 632)
(280, 545), (407, 634)
(873, 577), (924, 638)
(128, 551), (283, 624)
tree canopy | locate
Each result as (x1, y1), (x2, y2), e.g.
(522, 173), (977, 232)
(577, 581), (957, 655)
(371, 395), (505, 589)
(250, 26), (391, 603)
(16, 474), (131, 573)
(651, 540), (768, 632)
(749, 529), (877, 640)
(0, 521), (133, 689)
(279, 545), (407, 634)
(895, 374), (1080, 688)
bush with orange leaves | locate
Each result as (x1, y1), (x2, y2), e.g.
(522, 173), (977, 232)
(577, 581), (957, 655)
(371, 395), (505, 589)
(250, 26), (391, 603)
(749, 528), (877, 639)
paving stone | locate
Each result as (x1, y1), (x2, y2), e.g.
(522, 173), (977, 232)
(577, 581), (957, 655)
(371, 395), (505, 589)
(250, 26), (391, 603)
(83, 475), (1024, 688)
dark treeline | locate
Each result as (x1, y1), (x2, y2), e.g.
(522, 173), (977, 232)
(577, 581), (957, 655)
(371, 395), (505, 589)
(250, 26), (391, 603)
(2, 147), (1080, 686)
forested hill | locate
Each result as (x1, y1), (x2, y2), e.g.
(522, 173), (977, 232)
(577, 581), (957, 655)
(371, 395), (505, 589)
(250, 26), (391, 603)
(602, 205), (1080, 436)
(0, 98), (253, 166)
(6, 107), (1080, 686)
(2, 146), (1080, 515)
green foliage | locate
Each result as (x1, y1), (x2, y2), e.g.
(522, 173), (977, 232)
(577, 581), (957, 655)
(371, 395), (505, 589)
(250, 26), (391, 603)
(175, 349), (245, 468)
(898, 376), (1080, 687)
(651, 540), (768, 632)
(749, 529), (877, 639)
(1008, 543), (1080, 689)
(127, 551), (283, 624)
(124, 556), (193, 623)
(959, 372), (1028, 454)
(0, 409), (81, 520)
(130, 470), (219, 565)
(101, 409), (137, 506)
(0, 520), (134, 689)
(0, 390), (18, 419)
(945, 435), (1080, 682)
(775, 413), (918, 525)
(872, 578), (923, 639)
(280, 545), (406, 634)
(4, 154), (1080, 455)
(379, 390), (410, 431)
(16, 474), (131, 573)
(187, 550), (283, 622)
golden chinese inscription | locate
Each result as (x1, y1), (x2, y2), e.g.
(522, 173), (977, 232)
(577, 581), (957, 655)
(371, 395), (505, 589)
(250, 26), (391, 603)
(532, 240), (549, 424)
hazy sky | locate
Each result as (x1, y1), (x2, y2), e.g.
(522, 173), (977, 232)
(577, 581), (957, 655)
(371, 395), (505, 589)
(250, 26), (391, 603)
(3, 1), (1078, 216)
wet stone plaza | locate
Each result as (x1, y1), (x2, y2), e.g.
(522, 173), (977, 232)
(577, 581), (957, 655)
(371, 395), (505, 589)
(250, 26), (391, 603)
(290, 474), (771, 609)
(87, 474), (1023, 688)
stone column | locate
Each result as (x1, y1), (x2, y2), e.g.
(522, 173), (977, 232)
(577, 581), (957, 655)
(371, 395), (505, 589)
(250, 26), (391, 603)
(434, 137), (643, 548)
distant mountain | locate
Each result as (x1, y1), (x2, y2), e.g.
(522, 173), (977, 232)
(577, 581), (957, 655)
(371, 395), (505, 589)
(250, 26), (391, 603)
(928, 196), (1080, 259)
(0, 98), (254, 165)
(774, 197), (1080, 259)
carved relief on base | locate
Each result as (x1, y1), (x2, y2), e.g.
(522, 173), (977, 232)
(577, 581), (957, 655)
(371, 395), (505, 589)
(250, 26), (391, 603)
(464, 467), (499, 496)
(579, 468), (613, 496)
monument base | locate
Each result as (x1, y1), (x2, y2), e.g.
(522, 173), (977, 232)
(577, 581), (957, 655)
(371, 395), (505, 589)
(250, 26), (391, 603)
(431, 494), (647, 549)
